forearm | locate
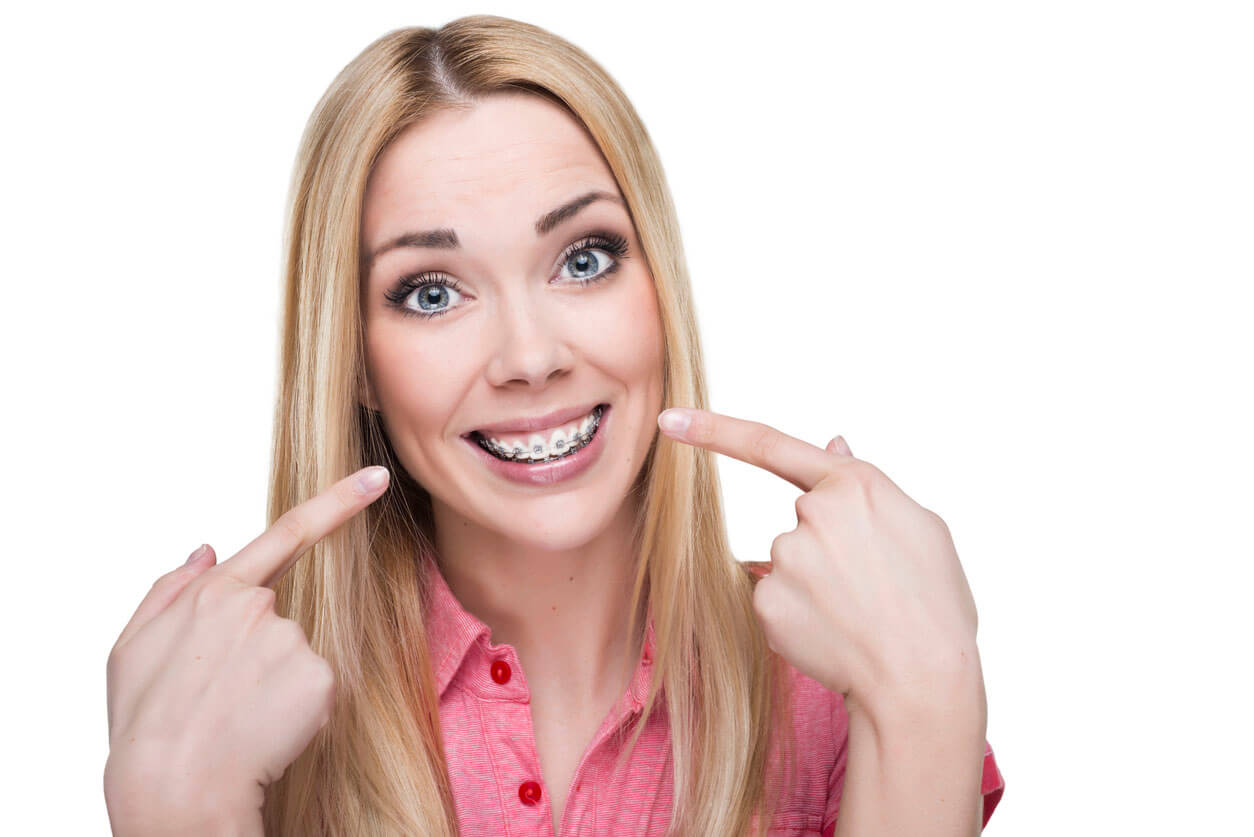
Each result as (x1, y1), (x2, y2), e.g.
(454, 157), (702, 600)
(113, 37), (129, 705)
(833, 658), (988, 837)
(106, 796), (264, 837)
(104, 757), (265, 837)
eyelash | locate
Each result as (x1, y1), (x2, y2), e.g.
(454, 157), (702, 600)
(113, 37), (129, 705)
(383, 230), (631, 321)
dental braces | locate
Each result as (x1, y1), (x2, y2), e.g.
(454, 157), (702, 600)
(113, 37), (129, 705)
(478, 405), (604, 463)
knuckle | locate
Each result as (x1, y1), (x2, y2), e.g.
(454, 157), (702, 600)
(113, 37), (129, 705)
(147, 571), (173, 593)
(276, 512), (307, 551)
(275, 616), (310, 648)
(311, 655), (336, 695)
(146, 564), (189, 597)
(836, 459), (876, 501)
(751, 575), (780, 624)
(242, 585), (278, 623)
(768, 532), (789, 564)
(311, 657), (337, 727)
(331, 480), (358, 513)
(188, 572), (234, 613)
(106, 643), (127, 680)
(921, 505), (950, 535)
(848, 459), (878, 487)
(749, 425), (778, 463)
(793, 492), (820, 522)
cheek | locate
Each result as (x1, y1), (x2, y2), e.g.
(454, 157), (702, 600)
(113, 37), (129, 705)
(629, 281), (666, 399)
(364, 320), (471, 435)
(577, 273), (665, 383)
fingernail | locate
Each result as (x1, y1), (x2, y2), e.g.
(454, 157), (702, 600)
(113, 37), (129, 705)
(185, 544), (209, 566)
(658, 408), (690, 436)
(834, 435), (852, 456)
(355, 466), (390, 494)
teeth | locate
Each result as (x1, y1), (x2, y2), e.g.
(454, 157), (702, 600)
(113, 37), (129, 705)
(479, 405), (603, 463)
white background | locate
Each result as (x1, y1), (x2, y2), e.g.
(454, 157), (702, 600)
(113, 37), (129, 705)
(2, 1), (1250, 833)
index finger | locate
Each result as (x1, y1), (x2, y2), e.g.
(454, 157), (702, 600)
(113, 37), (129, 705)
(657, 408), (837, 492)
(212, 465), (390, 590)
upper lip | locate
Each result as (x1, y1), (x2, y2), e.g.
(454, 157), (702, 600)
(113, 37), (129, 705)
(465, 402), (605, 437)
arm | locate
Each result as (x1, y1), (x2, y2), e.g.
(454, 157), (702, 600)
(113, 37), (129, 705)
(833, 659), (988, 837)
(972, 780), (986, 835)
(104, 755), (265, 837)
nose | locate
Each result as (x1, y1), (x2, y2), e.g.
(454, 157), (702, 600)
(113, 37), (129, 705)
(484, 289), (575, 389)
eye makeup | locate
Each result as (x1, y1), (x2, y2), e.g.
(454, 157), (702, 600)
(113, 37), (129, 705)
(382, 229), (631, 321)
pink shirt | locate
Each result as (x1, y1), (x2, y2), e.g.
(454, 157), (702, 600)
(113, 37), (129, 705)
(423, 557), (1005, 835)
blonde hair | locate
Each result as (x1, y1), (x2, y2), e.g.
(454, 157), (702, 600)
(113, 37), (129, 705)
(263, 15), (796, 835)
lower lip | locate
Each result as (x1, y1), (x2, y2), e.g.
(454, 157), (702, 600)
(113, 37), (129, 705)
(463, 405), (611, 487)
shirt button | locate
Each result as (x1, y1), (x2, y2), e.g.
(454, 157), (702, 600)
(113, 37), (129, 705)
(490, 659), (512, 684)
(518, 779), (542, 805)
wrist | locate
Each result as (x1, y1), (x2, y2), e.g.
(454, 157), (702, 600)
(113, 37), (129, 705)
(105, 754), (263, 837)
(834, 671), (988, 837)
(845, 643), (987, 737)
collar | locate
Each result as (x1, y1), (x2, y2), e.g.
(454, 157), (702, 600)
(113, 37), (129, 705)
(421, 552), (657, 708)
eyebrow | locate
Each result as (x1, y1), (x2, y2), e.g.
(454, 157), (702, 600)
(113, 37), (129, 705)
(364, 189), (625, 272)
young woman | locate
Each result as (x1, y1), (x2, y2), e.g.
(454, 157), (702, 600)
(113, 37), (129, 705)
(104, 15), (1004, 836)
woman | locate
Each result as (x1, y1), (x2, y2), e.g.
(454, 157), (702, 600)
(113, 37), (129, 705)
(104, 15), (1004, 836)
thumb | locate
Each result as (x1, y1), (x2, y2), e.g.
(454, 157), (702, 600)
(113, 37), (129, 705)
(114, 544), (219, 650)
(826, 435), (853, 457)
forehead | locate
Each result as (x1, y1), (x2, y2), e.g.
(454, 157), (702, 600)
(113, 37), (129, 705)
(362, 94), (620, 241)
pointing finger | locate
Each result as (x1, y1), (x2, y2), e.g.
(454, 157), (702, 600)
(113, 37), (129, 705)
(658, 408), (832, 492)
(210, 466), (390, 590)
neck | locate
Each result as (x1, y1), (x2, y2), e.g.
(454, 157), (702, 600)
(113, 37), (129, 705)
(430, 495), (646, 706)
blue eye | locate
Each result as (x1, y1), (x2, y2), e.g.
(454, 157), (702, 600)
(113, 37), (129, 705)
(385, 278), (467, 320)
(382, 229), (631, 321)
(557, 232), (631, 285)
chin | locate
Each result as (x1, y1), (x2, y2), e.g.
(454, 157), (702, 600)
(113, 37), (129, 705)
(478, 490), (624, 553)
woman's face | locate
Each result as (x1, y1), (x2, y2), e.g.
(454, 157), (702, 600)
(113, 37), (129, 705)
(359, 93), (665, 552)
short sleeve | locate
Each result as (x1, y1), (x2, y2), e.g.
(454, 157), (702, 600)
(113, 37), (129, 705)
(981, 740), (1005, 829)
(820, 735), (1006, 836)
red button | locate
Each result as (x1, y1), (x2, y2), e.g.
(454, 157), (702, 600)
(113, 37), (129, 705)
(490, 659), (511, 684)
(518, 779), (542, 805)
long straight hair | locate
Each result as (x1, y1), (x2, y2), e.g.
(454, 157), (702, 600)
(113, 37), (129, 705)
(262, 15), (796, 835)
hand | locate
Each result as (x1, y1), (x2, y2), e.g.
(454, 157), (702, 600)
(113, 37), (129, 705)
(103, 465), (391, 835)
(657, 408), (979, 707)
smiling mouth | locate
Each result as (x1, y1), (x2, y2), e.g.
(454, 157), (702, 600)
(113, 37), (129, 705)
(470, 404), (606, 464)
